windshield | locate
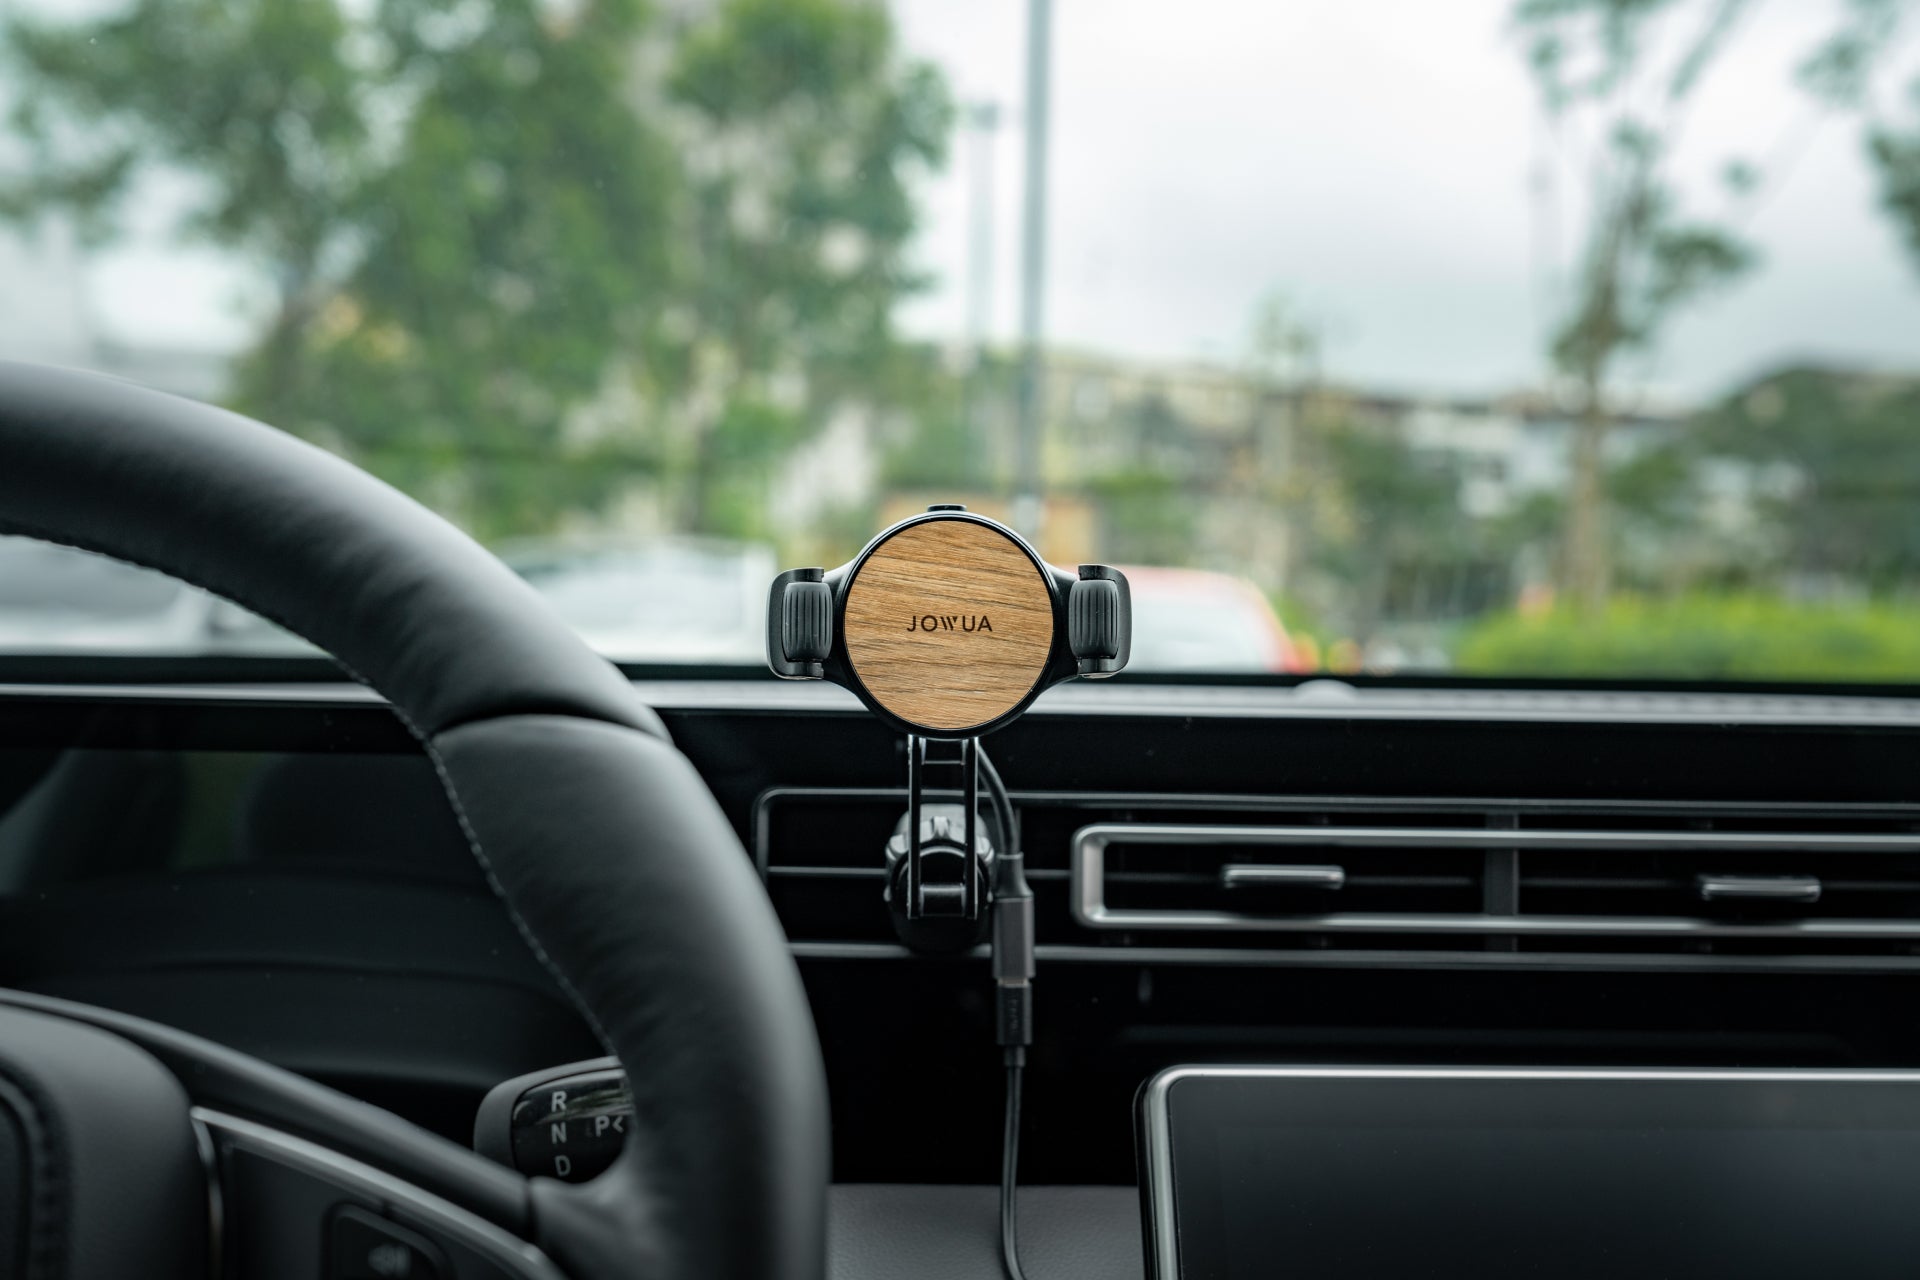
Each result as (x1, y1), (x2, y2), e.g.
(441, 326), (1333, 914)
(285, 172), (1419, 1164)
(4, 0), (1920, 682)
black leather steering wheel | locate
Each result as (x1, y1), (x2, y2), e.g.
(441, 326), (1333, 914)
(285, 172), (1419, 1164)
(0, 361), (830, 1279)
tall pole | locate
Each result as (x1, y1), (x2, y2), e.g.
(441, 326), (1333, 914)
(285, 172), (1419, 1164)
(961, 101), (1000, 439)
(1014, 0), (1052, 538)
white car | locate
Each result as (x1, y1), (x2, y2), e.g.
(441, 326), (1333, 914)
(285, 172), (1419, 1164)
(0, 535), (295, 653)
(500, 537), (778, 664)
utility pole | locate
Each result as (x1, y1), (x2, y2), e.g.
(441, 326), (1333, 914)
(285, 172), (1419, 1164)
(1013, 0), (1052, 539)
(961, 101), (1000, 441)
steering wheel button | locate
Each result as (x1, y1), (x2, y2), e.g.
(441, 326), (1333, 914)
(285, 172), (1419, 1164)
(330, 1205), (446, 1280)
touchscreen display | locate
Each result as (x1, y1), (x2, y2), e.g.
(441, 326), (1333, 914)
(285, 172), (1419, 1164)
(1143, 1069), (1920, 1280)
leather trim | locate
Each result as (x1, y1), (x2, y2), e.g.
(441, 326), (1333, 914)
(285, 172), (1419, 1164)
(434, 716), (830, 1280)
(0, 1068), (66, 1279)
(0, 1006), (207, 1280)
(0, 987), (532, 1234)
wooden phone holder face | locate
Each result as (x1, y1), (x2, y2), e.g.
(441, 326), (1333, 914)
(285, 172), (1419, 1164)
(768, 507), (1131, 739)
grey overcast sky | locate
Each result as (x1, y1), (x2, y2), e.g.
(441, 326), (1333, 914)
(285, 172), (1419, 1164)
(18, 0), (1920, 404)
(889, 0), (1920, 401)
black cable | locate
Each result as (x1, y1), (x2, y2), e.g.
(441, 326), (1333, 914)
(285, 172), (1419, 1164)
(1001, 1048), (1030, 1280)
(978, 745), (1034, 1280)
(978, 750), (1018, 874)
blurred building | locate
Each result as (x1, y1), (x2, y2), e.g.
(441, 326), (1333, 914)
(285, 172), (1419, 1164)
(937, 342), (1747, 650)
(1398, 391), (1687, 521)
(0, 231), (231, 402)
(0, 221), (91, 370)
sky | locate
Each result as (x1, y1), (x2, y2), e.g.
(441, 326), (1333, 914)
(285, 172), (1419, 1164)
(7, 0), (1920, 404)
(889, 0), (1920, 402)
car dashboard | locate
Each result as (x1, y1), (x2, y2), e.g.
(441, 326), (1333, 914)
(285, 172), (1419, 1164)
(4, 672), (1920, 1276)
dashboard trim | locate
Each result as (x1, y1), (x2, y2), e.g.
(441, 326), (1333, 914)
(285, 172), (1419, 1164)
(8, 677), (1920, 727)
(789, 939), (1920, 974)
(1072, 822), (1920, 939)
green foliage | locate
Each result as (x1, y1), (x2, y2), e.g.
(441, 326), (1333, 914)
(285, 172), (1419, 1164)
(1309, 422), (1472, 578)
(1, 0), (367, 251)
(1266, 589), (1326, 646)
(1292, 420), (1484, 635)
(1457, 594), (1920, 681)
(882, 414), (994, 491)
(1514, 0), (1673, 108)
(1798, 1), (1920, 282)
(699, 398), (812, 540)
(1871, 125), (1920, 274)
(657, 0), (952, 534)
(1695, 365), (1920, 589)
(1511, 0), (1758, 608)
(1514, 2), (1759, 378)
(661, 0), (952, 533)
(0, 0), (951, 541)
(259, 0), (676, 537)
(1605, 437), (1720, 587)
(1798, 0), (1911, 108)
(1086, 468), (1197, 567)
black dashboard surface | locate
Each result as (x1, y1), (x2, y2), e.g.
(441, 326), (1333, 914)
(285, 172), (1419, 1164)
(3, 676), (1920, 1186)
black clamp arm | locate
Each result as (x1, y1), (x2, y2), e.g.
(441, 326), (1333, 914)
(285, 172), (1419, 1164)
(768, 567), (833, 679)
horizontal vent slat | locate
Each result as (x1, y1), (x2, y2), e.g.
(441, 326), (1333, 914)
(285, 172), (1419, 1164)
(754, 787), (1920, 961)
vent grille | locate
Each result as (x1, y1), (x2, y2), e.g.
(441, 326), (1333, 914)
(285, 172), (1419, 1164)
(1520, 846), (1920, 923)
(754, 788), (1920, 964)
(756, 789), (900, 944)
(1075, 825), (1485, 928)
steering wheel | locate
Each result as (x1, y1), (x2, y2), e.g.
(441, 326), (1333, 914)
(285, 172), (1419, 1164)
(0, 362), (830, 1279)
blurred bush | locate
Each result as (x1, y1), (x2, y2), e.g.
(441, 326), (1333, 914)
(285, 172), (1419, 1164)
(1455, 595), (1920, 682)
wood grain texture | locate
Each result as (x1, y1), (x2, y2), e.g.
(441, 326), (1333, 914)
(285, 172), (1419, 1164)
(843, 519), (1055, 732)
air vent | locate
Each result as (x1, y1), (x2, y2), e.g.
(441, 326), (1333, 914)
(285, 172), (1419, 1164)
(1072, 825), (1483, 931)
(755, 789), (903, 944)
(1073, 824), (1920, 942)
(756, 788), (1920, 964)
(1516, 832), (1920, 943)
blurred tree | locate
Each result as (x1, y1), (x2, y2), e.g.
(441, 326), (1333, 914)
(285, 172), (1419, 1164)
(1306, 421), (1472, 639)
(1512, 0), (1759, 610)
(660, 0), (951, 533)
(1, 0), (673, 537)
(876, 341), (1009, 508)
(882, 412), (995, 492)
(1606, 436), (1708, 586)
(0, 0), (368, 378)
(279, 0), (681, 537)
(1086, 468), (1196, 567)
(1799, 0), (1920, 280)
(0, 0), (949, 542)
(1879, 127), (1920, 263)
(1697, 365), (1920, 591)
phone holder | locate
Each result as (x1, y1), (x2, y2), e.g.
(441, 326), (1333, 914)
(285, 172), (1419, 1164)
(767, 505), (1131, 935)
(767, 504), (1131, 738)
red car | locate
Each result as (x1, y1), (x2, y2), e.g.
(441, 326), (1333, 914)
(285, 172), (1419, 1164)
(1118, 566), (1309, 673)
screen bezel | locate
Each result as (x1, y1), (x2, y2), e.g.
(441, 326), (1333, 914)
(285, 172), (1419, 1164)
(1137, 1065), (1920, 1280)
